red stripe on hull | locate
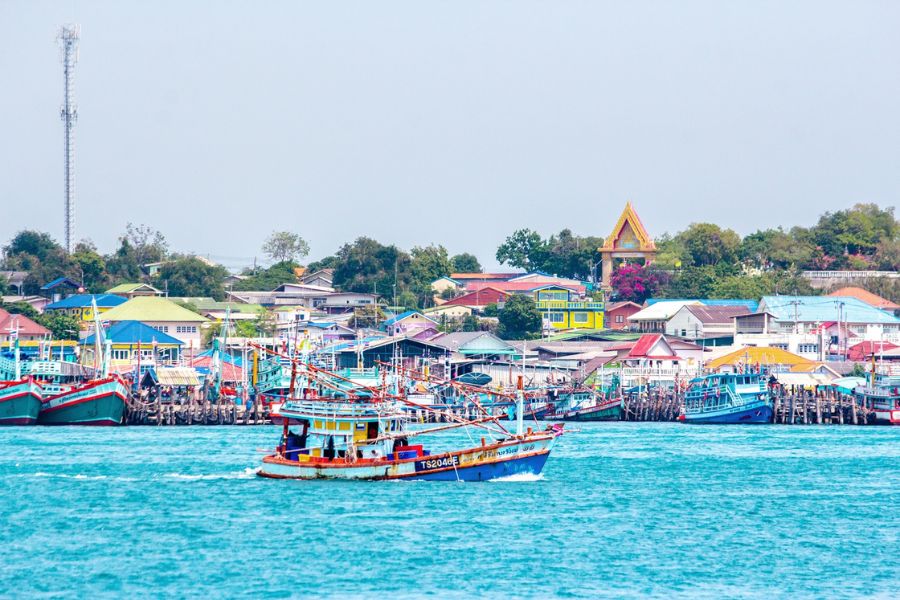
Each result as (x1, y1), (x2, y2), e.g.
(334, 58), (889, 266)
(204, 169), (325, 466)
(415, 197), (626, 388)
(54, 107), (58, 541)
(0, 417), (38, 425)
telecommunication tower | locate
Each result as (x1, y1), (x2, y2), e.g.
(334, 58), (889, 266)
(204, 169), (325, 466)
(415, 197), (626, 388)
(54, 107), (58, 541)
(59, 24), (80, 254)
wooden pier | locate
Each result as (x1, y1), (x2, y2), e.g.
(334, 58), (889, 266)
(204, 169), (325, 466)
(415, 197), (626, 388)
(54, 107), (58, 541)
(121, 386), (877, 426)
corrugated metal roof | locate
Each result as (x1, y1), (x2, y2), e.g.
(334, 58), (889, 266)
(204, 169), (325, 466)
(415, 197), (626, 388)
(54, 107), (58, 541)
(155, 367), (200, 386)
(684, 305), (751, 324)
(760, 296), (900, 324)
(100, 297), (209, 323)
(45, 294), (127, 310)
(82, 320), (183, 346)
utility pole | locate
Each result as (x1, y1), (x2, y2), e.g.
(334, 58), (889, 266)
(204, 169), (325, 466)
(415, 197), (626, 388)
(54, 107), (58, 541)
(58, 24), (80, 253)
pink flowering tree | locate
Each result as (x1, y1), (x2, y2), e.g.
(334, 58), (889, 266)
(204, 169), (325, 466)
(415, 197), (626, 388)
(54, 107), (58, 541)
(610, 263), (660, 303)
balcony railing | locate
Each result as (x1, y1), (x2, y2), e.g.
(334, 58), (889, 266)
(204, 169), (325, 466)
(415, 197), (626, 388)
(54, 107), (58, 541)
(535, 301), (604, 310)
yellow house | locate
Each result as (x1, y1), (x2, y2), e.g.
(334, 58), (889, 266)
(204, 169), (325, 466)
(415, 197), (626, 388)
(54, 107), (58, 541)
(532, 286), (604, 330)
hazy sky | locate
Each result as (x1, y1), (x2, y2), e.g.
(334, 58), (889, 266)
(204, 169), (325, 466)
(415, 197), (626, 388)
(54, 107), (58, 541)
(2, 1), (899, 271)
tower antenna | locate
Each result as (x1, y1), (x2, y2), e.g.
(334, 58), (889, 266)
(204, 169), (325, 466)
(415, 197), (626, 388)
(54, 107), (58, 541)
(58, 24), (80, 254)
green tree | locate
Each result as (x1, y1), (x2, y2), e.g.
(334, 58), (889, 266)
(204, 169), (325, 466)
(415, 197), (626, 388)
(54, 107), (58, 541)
(410, 245), (452, 307)
(71, 241), (107, 292)
(543, 229), (604, 279)
(104, 238), (144, 283)
(233, 261), (301, 291)
(811, 203), (897, 262)
(496, 229), (548, 271)
(36, 312), (80, 340)
(123, 223), (168, 266)
(661, 265), (722, 298)
(305, 255), (341, 273)
(154, 256), (228, 299)
(674, 223), (741, 267)
(332, 237), (412, 296)
(262, 231), (310, 264)
(450, 253), (482, 273)
(497, 295), (542, 340)
(739, 228), (815, 270)
(4, 230), (62, 263)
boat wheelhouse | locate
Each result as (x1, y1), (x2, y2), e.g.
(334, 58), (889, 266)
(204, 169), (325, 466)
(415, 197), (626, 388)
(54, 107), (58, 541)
(853, 375), (900, 425)
(682, 372), (772, 424)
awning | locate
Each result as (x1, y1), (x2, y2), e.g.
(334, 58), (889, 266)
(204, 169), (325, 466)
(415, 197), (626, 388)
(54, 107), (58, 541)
(155, 367), (200, 387)
(773, 372), (834, 387)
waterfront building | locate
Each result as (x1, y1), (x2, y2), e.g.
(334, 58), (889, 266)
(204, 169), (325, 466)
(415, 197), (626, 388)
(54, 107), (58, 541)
(423, 304), (473, 320)
(81, 320), (183, 370)
(0, 271), (28, 295)
(106, 283), (163, 299)
(665, 305), (751, 346)
(0, 308), (50, 342)
(0, 295), (50, 313)
(442, 287), (510, 309)
(826, 287), (900, 312)
(628, 300), (701, 333)
(605, 301), (642, 330)
(97, 296), (209, 346)
(734, 295), (900, 360)
(382, 311), (439, 338)
(532, 285), (604, 331)
(44, 293), (127, 325)
(39, 277), (81, 303)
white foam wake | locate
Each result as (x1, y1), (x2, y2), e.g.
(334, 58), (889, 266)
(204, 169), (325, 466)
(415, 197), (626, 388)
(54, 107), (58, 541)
(489, 472), (545, 483)
(164, 467), (259, 481)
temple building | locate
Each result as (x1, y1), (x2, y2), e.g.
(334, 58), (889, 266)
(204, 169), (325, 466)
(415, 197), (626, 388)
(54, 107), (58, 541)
(600, 202), (656, 290)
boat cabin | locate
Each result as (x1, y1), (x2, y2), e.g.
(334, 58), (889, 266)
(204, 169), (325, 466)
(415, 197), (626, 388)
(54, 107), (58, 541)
(279, 401), (415, 463)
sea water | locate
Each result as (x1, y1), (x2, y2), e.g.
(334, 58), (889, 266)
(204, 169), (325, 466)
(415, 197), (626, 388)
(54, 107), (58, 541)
(1, 423), (897, 599)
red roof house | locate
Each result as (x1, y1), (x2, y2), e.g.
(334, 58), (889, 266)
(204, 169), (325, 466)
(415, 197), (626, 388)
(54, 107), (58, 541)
(0, 309), (50, 342)
(443, 287), (510, 308)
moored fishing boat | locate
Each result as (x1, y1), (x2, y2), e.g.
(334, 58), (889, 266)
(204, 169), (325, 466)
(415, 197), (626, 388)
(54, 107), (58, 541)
(852, 371), (900, 425)
(546, 390), (623, 422)
(38, 375), (128, 426)
(681, 371), (772, 424)
(35, 298), (128, 426)
(0, 378), (43, 425)
(0, 337), (43, 425)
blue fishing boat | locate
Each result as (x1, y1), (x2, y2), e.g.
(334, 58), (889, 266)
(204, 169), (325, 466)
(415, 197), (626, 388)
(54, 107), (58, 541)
(682, 372), (772, 424)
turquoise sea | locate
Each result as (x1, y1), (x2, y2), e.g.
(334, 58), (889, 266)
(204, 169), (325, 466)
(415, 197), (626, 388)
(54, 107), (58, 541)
(2, 423), (898, 599)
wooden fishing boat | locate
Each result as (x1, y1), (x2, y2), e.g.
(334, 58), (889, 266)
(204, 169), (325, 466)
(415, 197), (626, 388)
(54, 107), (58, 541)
(0, 378), (43, 425)
(259, 399), (561, 481)
(0, 338), (43, 425)
(38, 375), (128, 426)
(546, 391), (623, 422)
(681, 372), (772, 424)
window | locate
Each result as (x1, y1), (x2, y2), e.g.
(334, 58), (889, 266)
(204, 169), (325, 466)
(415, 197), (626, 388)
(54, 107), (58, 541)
(573, 312), (589, 323)
(548, 312), (565, 323)
(798, 344), (819, 354)
(112, 349), (129, 360)
(615, 315), (624, 323)
(681, 329), (687, 337)
(154, 325), (168, 333)
(175, 325), (196, 334)
(772, 343), (788, 350)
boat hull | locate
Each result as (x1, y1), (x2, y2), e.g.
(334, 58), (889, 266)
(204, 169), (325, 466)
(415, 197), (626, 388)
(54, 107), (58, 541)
(0, 380), (43, 425)
(38, 377), (128, 426)
(683, 400), (773, 424)
(871, 409), (900, 426)
(547, 399), (623, 422)
(258, 434), (557, 481)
